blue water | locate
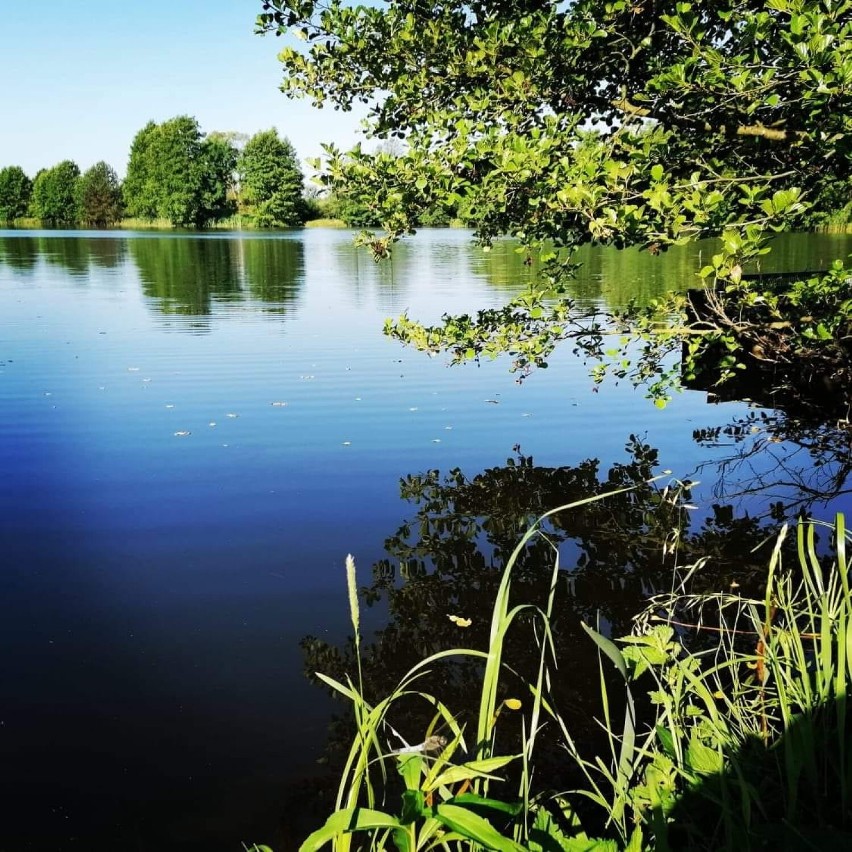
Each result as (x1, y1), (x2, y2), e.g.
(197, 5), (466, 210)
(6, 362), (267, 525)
(1, 228), (850, 850)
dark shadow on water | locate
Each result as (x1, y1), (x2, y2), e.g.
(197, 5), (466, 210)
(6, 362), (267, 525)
(684, 334), (852, 425)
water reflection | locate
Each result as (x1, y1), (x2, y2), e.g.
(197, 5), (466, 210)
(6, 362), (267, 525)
(331, 234), (413, 311)
(0, 235), (128, 276)
(328, 230), (533, 313)
(131, 238), (243, 315)
(0, 233), (308, 331)
(298, 381), (852, 846)
(2, 227), (850, 849)
(472, 231), (851, 310)
(694, 409), (852, 516)
(759, 231), (852, 274)
(686, 338), (852, 515)
(449, 237), (541, 295)
(240, 237), (305, 309)
(87, 237), (127, 269)
(129, 237), (307, 321)
(572, 241), (702, 307)
(2, 230), (847, 321)
(0, 235), (39, 271)
(38, 236), (91, 277)
(466, 239), (704, 308)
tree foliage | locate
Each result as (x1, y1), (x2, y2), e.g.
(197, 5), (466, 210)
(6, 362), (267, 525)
(260, 0), (849, 244)
(77, 161), (123, 228)
(258, 0), (852, 398)
(198, 133), (240, 225)
(30, 160), (81, 225)
(0, 166), (32, 223)
(123, 116), (237, 228)
(238, 128), (306, 226)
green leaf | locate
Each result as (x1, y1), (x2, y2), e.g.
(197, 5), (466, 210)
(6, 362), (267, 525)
(312, 671), (360, 702)
(397, 752), (423, 791)
(582, 623), (628, 680)
(656, 725), (677, 758)
(426, 755), (517, 791)
(625, 824), (644, 852)
(400, 789), (425, 824)
(298, 807), (403, 852)
(685, 736), (723, 775)
(392, 827), (413, 852)
(450, 792), (523, 817)
(433, 803), (525, 851)
(529, 797), (617, 850)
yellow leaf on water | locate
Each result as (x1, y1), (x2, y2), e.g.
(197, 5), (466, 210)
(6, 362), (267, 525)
(447, 614), (472, 627)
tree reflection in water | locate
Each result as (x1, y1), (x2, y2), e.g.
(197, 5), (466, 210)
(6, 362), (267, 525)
(0, 235), (124, 276)
(131, 237), (242, 316)
(685, 327), (852, 517)
(693, 408), (852, 518)
(298, 435), (794, 825)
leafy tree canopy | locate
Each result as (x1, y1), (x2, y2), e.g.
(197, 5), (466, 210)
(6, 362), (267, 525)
(0, 166), (32, 223)
(260, 0), (849, 245)
(77, 161), (123, 228)
(30, 160), (81, 225)
(238, 128), (306, 226)
(123, 116), (237, 228)
(258, 0), (852, 397)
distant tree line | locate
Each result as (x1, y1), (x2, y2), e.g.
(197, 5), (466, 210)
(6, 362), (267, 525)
(0, 160), (123, 228)
(0, 116), (312, 229)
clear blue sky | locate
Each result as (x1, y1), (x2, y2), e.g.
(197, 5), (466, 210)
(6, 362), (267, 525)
(0, 0), (366, 178)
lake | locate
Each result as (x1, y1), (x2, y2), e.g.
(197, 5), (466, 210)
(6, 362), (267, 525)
(1, 228), (850, 850)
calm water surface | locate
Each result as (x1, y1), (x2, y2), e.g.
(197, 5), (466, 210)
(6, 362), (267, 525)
(1, 228), (850, 850)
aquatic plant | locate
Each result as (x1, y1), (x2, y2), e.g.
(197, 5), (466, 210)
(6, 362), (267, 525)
(291, 506), (852, 851)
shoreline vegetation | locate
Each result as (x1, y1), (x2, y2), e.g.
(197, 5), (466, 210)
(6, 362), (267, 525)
(1, 218), (849, 233)
(289, 507), (852, 852)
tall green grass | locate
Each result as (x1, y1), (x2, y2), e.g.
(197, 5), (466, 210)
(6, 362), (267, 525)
(619, 515), (852, 849)
(290, 506), (852, 851)
(118, 217), (178, 230)
(304, 218), (348, 228)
